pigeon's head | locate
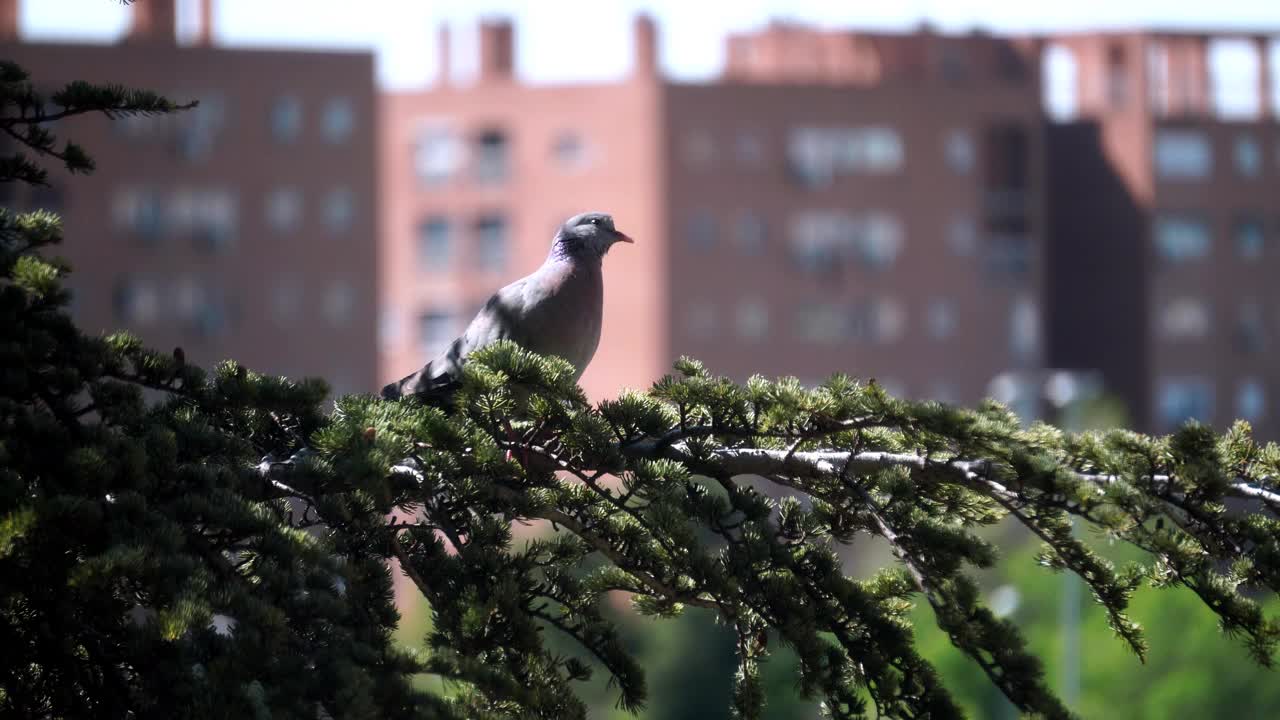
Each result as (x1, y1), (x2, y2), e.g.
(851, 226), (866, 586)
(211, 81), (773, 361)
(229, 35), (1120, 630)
(552, 212), (633, 260)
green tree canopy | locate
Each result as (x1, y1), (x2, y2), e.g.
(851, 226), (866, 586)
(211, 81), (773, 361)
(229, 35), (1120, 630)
(3, 56), (1280, 720)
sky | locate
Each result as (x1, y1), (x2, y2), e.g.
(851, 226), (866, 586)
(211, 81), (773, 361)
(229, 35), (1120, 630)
(21, 0), (1280, 90)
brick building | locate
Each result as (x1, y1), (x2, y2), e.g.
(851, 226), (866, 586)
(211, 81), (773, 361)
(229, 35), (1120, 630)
(1, 0), (379, 396)
(1045, 30), (1280, 436)
(380, 19), (1048, 418)
(11, 2), (1278, 439)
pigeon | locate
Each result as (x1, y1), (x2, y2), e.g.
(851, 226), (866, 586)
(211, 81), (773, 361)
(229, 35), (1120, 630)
(381, 211), (633, 404)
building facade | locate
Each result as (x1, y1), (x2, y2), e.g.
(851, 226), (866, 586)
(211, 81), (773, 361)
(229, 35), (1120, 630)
(381, 19), (1048, 418)
(13, 2), (1277, 439)
(1045, 31), (1280, 436)
(1, 0), (380, 396)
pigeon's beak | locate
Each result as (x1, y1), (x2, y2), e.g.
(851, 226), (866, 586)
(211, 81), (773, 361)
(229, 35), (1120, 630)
(614, 230), (635, 244)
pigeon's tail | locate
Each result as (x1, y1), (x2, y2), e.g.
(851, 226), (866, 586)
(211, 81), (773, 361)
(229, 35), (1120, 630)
(380, 367), (462, 407)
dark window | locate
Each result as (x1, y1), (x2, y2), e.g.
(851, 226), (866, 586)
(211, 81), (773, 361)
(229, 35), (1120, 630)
(552, 131), (587, 170)
(417, 216), (452, 270)
(688, 210), (717, 251)
(734, 211), (765, 255)
(418, 311), (456, 356)
(1235, 215), (1265, 259)
(1154, 214), (1211, 264)
(1157, 378), (1213, 431)
(270, 96), (302, 143)
(982, 123), (1031, 236)
(1236, 302), (1265, 354)
(985, 234), (1032, 278)
(475, 214), (508, 272)
(475, 129), (509, 184)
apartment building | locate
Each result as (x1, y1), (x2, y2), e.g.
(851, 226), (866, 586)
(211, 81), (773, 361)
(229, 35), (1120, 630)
(1, 0), (379, 396)
(1046, 30), (1280, 436)
(381, 19), (1047, 417)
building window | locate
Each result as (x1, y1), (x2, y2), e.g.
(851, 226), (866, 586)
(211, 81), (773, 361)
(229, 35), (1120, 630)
(735, 130), (765, 167)
(787, 127), (904, 187)
(271, 274), (302, 326)
(1234, 134), (1261, 178)
(172, 275), (203, 327)
(171, 278), (235, 339)
(475, 129), (509, 184)
(320, 97), (355, 144)
(1235, 215), (1265, 259)
(682, 130), (716, 168)
(1009, 296), (1039, 360)
(112, 277), (160, 325)
(734, 211), (766, 255)
(323, 281), (356, 328)
(982, 124), (1030, 222)
(735, 298), (768, 341)
(1236, 379), (1266, 423)
(876, 299), (907, 343)
(850, 298), (906, 344)
(188, 188), (238, 254)
(265, 187), (302, 233)
(1157, 377), (1214, 431)
(944, 129), (975, 174)
(322, 187), (355, 234)
(788, 129), (829, 187)
(552, 131), (588, 171)
(270, 95), (302, 143)
(1159, 297), (1211, 340)
(194, 289), (235, 339)
(794, 303), (848, 344)
(790, 211), (903, 272)
(790, 214), (842, 272)
(414, 123), (462, 185)
(379, 308), (403, 352)
(926, 298), (957, 340)
(1237, 302), (1264, 353)
(687, 210), (717, 251)
(947, 214), (977, 256)
(852, 214), (903, 270)
(113, 187), (165, 243)
(985, 235), (1032, 277)
(475, 214), (508, 272)
(1154, 214), (1210, 263)
(418, 310), (456, 357)
(988, 372), (1041, 423)
(683, 300), (718, 339)
(417, 216), (452, 271)
(1154, 130), (1212, 180)
(174, 92), (226, 162)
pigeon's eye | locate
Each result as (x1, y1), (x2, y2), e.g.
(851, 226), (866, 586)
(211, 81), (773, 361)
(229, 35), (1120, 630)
(589, 217), (600, 226)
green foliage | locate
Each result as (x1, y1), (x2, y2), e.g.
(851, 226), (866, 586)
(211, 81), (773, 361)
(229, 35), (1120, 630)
(5, 54), (1280, 720)
(0, 62), (431, 719)
(0, 59), (195, 185)
(0, 201), (437, 716)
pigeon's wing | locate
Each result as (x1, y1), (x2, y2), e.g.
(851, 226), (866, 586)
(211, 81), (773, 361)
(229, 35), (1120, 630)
(380, 276), (533, 402)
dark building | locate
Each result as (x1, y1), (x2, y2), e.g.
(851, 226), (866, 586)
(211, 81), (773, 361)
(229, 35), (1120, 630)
(1045, 30), (1280, 436)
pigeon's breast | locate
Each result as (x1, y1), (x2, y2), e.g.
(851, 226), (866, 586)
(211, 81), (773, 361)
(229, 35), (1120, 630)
(524, 261), (603, 379)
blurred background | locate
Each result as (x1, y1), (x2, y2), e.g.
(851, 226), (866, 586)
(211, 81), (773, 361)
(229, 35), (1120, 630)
(6, 0), (1280, 716)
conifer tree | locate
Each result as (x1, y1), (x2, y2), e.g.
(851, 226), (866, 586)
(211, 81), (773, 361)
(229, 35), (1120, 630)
(5, 45), (1280, 720)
